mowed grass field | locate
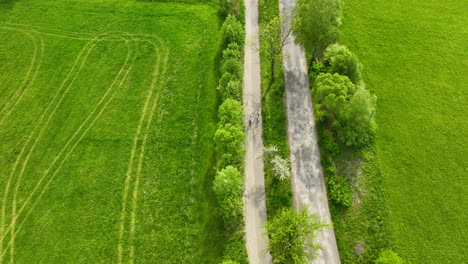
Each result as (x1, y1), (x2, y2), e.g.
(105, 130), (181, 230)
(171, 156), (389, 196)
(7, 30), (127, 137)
(340, 0), (467, 262)
(0, 0), (224, 263)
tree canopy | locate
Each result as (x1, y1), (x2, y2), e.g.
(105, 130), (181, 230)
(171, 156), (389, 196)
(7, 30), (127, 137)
(293, 0), (342, 60)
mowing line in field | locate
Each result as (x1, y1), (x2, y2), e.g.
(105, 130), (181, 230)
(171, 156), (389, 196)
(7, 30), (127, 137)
(128, 41), (168, 264)
(0, 26), (44, 127)
(0, 33), (101, 256)
(0, 34), (137, 262)
(0, 32), (131, 261)
(0, 35), (106, 260)
(117, 35), (168, 264)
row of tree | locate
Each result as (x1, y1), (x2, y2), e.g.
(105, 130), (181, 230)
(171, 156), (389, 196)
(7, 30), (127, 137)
(293, 1), (403, 263)
(214, 6), (248, 264)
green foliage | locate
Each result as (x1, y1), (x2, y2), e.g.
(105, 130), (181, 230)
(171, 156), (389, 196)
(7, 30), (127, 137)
(219, 79), (242, 101)
(336, 86), (376, 147)
(213, 166), (244, 226)
(324, 43), (362, 84)
(266, 208), (328, 264)
(317, 126), (340, 156)
(310, 61), (327, 79)
(259, 15), (291, 81)
(325, 169), (353, 208)
(219, 0), (244, 23)
(223, 42), (242, 62)
(218, 99), (243, 126)
(222, 57), (243, 78)
(221, 15), (245, 46)
(214, 122), (245, 168)
(313, 72), (355, 121)
(221, 261), (239, 264)
(375, 249), (404, 264)
(293, 0), (342, 59)
(223, 231), (248, 264)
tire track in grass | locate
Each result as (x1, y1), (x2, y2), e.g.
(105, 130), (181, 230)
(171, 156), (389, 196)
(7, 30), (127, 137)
(0, 33), (100, 255)
(5, 37), (136, 262)
(117, 35), (168, 264)
(0, 34), (135, 260)
(0, 32), (133, 262)
(0, 26), (43, 127)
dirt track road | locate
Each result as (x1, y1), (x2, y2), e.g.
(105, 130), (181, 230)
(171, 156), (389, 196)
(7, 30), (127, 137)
(278, 0), (341, 262)
(242, 0), (273, 262)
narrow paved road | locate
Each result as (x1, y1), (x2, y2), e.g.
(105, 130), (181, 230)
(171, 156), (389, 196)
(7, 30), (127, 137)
(278, 0), (341, 263)
(243, 0), (272, 263)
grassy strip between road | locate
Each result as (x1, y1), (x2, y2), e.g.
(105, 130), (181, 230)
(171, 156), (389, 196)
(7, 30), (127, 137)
(258, 0), (293, 225)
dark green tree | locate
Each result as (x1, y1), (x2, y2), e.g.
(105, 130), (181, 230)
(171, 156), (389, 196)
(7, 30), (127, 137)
(293, 0), (342, 62)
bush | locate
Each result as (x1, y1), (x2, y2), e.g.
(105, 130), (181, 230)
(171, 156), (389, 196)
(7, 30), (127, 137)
(218, 99), (243, 126)
(213, 166), (244, 226)
(220, 79), (242, 101)
(223, 231), (248, 264)
(223, 42), (242, 62)
(318, 127), (340, 156)
(222, 58), (243, 78)
(222, 15), (245, 46)
(326, 171), (352, 208)
(336, 85), (377, 147)
(375, 249), (404, 264)
(214, 123), (245, 168)
(313, 72), (355, 121)
(219, 0), (244, 22)
(324, 43), (362, 84)
(310, 61), (327, 79)
(266, 208), (328, 263)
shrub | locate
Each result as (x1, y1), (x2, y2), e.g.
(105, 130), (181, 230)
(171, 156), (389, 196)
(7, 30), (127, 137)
(222, 15), (245, 46)
(218, 99), (243, 126)
(313, 73), (355, 121)
(223, 231), (248, 264)
(375, 249), (404, 264)
(223, 42), (242, 62)
(324, 43), (362, 84)
(222, 57), (243, 78)
(219, 79), (242, 101)
(219, 0), (244, 22)
(336, 85), (377, 147)
(310, 61), (327, 78)
(318, 127), (340, 156)
(265, 208), (328, 264)
(213, 166), (244, 226)
(270, 155), (291, 181)
(326, 172), (352, 208)
(292, 0), (342, 59)
(214, 123), (245, 168)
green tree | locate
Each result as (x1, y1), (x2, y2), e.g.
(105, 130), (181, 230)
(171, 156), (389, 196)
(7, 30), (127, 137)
(214, 123), (245, 168)
(222, 15), (245, 46)
(375, 249), (404, 264)
(213, 166), (244, 226)
(337, 85), (376, 147)
(313, 73), (355, 122)
(223, 42), (242, 62)
(265, 208), (328, 264)
(222, 57), (243, 78)
(324, 44), (362, 84)
(259, 15), (292, 82)
(293, 0), (342, 62)
(218, 99), (244, 126)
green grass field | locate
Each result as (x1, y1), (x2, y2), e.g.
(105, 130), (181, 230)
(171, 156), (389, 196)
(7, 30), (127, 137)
(0, 0), (224, 263)
(340, 0), (468, 262)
